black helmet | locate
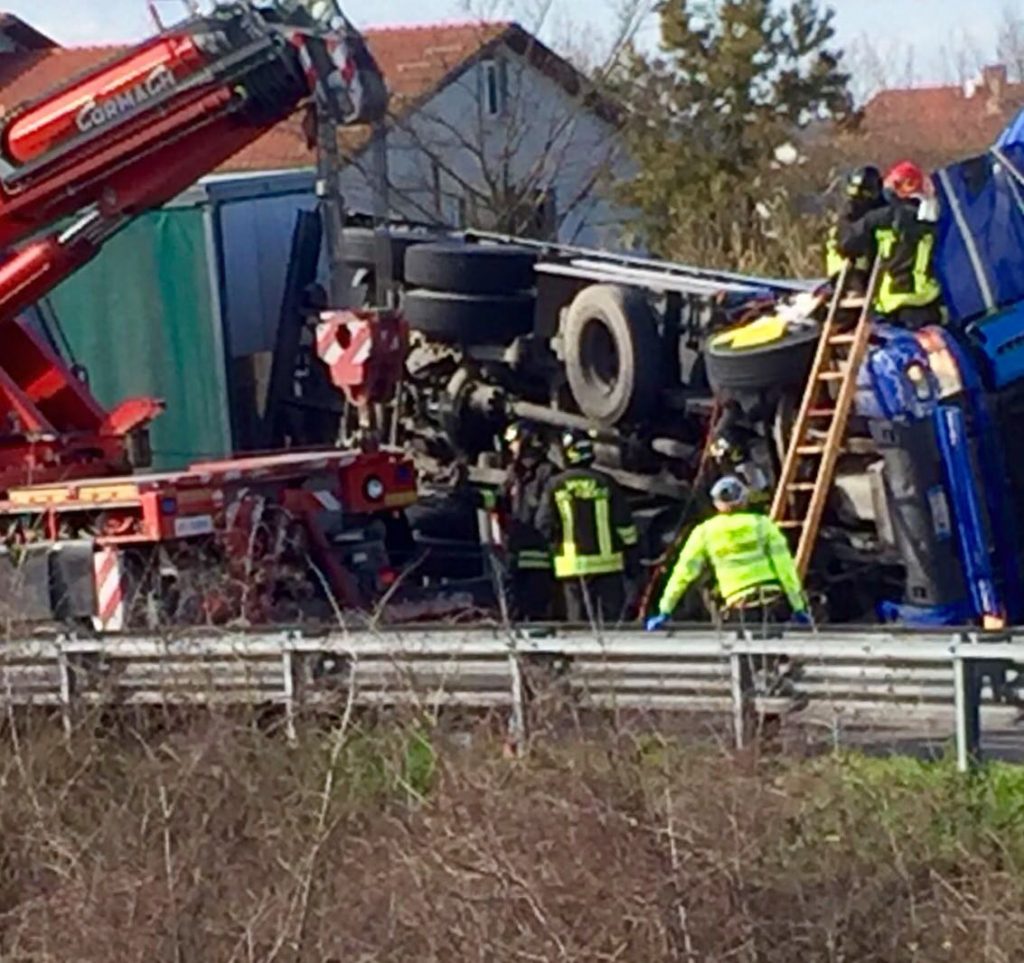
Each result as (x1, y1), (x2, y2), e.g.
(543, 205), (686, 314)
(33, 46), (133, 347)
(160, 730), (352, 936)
(561, 428), (596, 466)
(503, 421), (532, 447)
(710, 434), (742, 464)
(710, 419), (750, 463)
(845, 165), (883, 203)
(503, 421), (543, 457)
(710, 405), (752, 464)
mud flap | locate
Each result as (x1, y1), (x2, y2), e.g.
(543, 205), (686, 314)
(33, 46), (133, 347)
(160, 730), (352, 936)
(331, 529), (390, 601)
(50, 541), (100, 621)
(0, 546), (52, 621)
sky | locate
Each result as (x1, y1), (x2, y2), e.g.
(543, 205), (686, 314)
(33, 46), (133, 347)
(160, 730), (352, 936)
(0, 0), (1016, 90)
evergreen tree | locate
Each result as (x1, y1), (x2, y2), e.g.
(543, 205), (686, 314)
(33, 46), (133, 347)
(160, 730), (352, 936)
(616, 0), (852, 271)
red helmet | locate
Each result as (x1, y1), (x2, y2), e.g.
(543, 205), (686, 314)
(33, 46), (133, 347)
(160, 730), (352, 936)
(884, 161), (928, 199)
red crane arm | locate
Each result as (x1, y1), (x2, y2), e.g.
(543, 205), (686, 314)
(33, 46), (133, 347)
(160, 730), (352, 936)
(0, 1), (387, 489)
(0, 1), (386, 251)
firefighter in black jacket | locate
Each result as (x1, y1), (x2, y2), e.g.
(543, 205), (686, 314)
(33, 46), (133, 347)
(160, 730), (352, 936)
(824, 165), (886, 294)
(838, 160), (943, 330)
(537, 430), (638, 624)
(501, 421), (556, 620)
(709, 403), (771, 512)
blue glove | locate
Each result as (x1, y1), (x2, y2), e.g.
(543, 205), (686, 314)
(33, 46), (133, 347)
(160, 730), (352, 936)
(792, 610), (811, 626)
(645, 613), (670, 632)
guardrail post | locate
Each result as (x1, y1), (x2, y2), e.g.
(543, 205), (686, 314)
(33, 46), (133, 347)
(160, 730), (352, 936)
(729, 643), (755, 750)
(506, 647), (527, 758)
(56, 641), (75, 739)
(953, 651), (982, 773)
(281, 637), (300, 745)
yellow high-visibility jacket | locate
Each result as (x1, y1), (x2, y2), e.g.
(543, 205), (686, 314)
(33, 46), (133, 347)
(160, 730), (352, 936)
(658, 511), (806, 615)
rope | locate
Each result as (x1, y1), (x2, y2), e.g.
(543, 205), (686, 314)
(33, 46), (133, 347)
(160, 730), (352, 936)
(635, 398), (721, 618)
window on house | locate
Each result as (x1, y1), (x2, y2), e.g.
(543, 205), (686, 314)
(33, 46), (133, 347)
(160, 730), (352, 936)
(440, 192), (466, 228)
(481, 58), (507, 117)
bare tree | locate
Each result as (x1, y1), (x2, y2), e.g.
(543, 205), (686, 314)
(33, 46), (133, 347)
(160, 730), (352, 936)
(340, 1), (651, 245)
(937, 31), (986, 86)
(999, 3), (1024, 82)
(842, 32), (919, 104)
(453, 0), (652, 73)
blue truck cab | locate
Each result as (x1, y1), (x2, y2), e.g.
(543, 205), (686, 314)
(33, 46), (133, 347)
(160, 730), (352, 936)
(856, 323), (1020, 625)
(857, 135), (1024, 626)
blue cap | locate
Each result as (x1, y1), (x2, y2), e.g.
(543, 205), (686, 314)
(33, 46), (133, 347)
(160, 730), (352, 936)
(710, 475), (748, 506)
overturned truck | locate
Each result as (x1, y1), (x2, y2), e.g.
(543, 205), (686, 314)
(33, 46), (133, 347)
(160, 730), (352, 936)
(337, 137), (1024, 627)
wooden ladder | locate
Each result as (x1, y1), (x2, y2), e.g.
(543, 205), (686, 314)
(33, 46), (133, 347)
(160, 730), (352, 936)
(769, 258), (881, 575)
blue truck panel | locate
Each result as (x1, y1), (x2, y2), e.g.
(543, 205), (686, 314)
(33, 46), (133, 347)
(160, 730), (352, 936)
(857, 326), (1009, 625)
(967, 300), (1024, 388)
(933, 145), (1024, 325)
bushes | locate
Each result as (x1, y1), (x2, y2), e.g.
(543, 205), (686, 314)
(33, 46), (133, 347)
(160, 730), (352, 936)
(0, 712), (1022, 960)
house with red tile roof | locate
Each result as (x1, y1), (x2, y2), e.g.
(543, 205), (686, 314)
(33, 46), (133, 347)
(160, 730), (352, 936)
(333, 20), (629, 244)
(0, 15), (630, 246)
(858, 65), (1024, 169)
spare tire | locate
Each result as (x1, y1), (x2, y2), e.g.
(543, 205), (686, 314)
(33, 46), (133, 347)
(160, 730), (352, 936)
(403, 289), (534, 345)
(706, 324), (819, 393)
(562, 284), (661, 425)
(405, 243), (536, 295)
(341, 228), (432, 281)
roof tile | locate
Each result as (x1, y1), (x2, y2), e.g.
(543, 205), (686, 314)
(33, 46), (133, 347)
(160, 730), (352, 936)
(861, 78), (1024, 164)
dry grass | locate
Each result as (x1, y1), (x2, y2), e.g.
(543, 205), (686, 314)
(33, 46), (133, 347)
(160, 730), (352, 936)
(0, 709), (1021, 961)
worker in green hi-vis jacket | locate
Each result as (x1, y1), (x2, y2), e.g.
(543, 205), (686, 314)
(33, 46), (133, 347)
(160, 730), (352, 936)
(646, 476), (809, 630)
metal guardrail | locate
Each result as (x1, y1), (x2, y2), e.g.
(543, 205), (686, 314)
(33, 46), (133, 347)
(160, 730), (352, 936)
(1, 626), (1022, 770)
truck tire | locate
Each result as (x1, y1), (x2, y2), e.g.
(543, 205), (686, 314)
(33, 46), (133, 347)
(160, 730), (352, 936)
(706, 324), (819, 393)
(403, 289), (534, 344)
(405, 243), (536, 295)
(340, 228), (431, 282)
(563, 284), (661, 425)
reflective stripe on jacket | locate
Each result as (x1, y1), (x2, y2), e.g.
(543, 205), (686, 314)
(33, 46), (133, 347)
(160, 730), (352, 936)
(537, 467), (638, 579)
(515, 548), (552, 571)
(825, 225), (870, 278)
(657, 511), (806, 615)
(839, 201), (941, 314)
(504, 460), (556, 573)
(874, 225), (942, 313)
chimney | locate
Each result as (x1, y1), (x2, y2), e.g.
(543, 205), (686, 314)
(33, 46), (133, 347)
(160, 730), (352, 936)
(982, 64), (1008, 112)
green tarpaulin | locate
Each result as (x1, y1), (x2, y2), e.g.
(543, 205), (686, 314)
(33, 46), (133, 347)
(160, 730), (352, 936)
(47, 208), (230, 470)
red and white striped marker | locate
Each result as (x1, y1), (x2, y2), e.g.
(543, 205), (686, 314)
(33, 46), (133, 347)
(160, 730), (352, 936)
(92, 548), (126, 633)
(316, 320), (344, 369)
(312, 490), (342, 513)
